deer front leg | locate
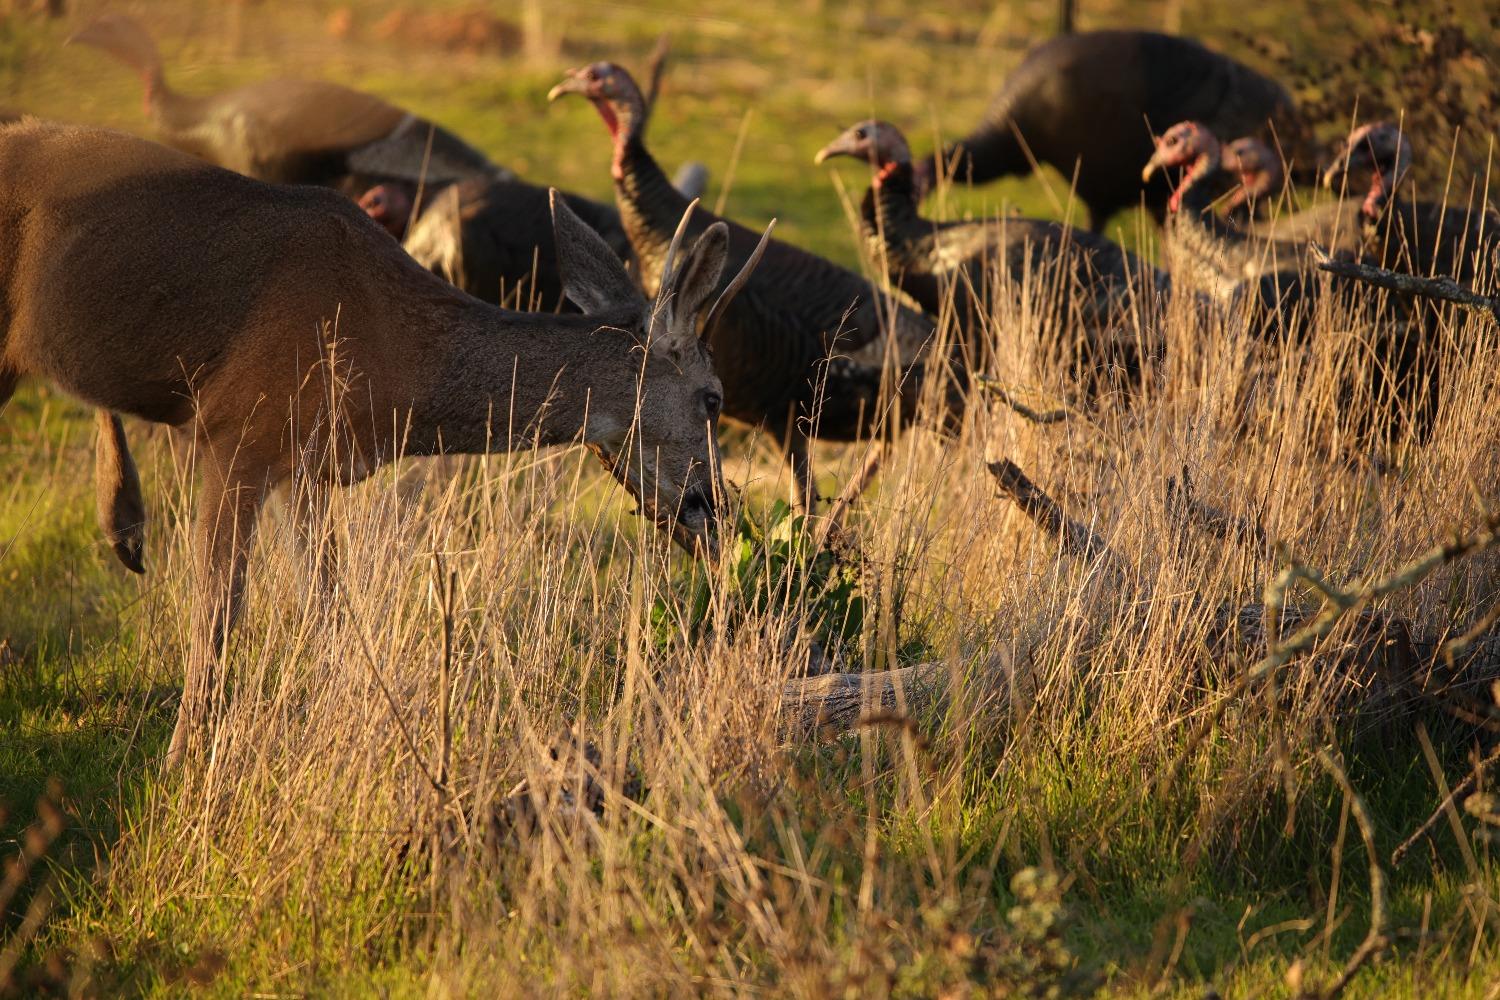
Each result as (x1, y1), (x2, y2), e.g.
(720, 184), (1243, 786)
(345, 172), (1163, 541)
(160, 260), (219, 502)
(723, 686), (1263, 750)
(166, 469), (264, 768)
(95, 411), (147, 574)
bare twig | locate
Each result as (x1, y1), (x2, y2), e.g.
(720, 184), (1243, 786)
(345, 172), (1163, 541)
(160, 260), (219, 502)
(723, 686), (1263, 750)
(817, 446), (883, 547)
(1299, 751), (1388, 1000)
(1313, 248), (1499, 322)
(974, 376), (1070, 424)
(987, 459), (1116, 565)
(1166, 466), (1270, 552)
(1254, 506), (1500, 684)
(1441, 599), (1500, 665)
(1391, 740), (1500, 867)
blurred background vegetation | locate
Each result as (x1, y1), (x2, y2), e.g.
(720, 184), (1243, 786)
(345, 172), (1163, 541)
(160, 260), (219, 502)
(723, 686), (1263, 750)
(0, 0), (1493, 264)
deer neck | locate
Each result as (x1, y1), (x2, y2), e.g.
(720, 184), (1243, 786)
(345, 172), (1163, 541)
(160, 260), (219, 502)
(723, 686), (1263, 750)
(404, 296), (645, 458)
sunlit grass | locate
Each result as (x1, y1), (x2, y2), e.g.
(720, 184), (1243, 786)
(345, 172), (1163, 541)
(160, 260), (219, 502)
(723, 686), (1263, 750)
(3, 1), (1500, 996)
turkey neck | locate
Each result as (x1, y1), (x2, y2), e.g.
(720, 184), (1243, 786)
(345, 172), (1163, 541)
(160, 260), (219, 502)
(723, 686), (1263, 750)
(1165, 145), (1267, 296)
(860, 161), (931, 271)
(599, 94), (691, 297)
(130, 63), (214, 140)
(152, 90), (217, 143)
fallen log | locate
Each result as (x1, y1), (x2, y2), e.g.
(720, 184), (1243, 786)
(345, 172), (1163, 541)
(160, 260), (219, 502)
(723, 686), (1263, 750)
(779, 661), (948, 740)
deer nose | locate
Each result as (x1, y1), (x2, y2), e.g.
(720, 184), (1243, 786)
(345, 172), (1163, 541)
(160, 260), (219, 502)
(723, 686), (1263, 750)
(680, 485), (716, 525)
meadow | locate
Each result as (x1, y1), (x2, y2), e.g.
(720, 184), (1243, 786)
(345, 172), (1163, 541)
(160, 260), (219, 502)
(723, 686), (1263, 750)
(2, 0), (1499, 995)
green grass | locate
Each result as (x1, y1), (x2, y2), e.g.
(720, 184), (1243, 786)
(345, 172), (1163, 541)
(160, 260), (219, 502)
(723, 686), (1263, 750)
(4, 1), (1500, 996)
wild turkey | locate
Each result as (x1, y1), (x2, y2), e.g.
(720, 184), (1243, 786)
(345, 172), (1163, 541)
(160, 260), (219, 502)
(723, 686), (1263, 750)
(1147, 121), (1441, 437)
(1322, 122), (1499, 287)
(1142, 121), (1320, 326)
(70, 13), (506, 194)
(919, 31), (1299, 232)
(549, 62), (961, 507)
(816, 119), (1167, 384)
(392, 177), (632, 311)
(361, 158), (709, 309)
(1225, 136), (1367, 254)
(1221, 137), (1281, 219)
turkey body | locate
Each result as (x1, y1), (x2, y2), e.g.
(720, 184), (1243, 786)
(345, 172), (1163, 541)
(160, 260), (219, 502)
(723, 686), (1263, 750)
(401, 177), (631, 311)
(927, 31), (1297, 231)
(71, 14), (507, 196)
(860, 156), (1167, 353)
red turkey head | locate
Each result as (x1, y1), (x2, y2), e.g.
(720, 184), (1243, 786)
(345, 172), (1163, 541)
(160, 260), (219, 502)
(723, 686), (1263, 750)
(358, 184), (415, 239)
(1222, 137), (1284, 214)
(1322, 122), (1413, 219)
(815, 120), (913, 173)
(548, 62), (648, 180)
(1142, 121), (1221, 213)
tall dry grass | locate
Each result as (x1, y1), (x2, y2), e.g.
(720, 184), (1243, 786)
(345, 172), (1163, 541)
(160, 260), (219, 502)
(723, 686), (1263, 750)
(15, 181), (1500, 996)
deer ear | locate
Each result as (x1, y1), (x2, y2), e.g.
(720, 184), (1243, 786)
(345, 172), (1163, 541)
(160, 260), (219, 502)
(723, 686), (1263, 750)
(659, 222), (729, 350)
(550, 189), (640, 315)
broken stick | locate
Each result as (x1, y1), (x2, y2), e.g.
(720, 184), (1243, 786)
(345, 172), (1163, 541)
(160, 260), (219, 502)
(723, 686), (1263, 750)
(1313, 248), (1498, 322)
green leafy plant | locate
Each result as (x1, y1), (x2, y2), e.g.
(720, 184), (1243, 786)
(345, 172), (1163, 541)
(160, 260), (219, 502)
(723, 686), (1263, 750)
(651, 500), (867, 662)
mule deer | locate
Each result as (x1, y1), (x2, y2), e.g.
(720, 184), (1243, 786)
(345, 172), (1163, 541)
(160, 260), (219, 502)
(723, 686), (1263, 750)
(0, 119), (769, 765)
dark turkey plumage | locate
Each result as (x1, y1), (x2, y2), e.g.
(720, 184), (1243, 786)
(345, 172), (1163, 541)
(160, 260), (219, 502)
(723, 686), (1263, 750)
(1144, 122), (1321, 328)
(1224, 137), (1367, 254)
(396, 177), (631, 311)
(921, 31), (1299, 232)
(1323, 123), (1499, 288)
(70, 14), (506, 195)
(818, 119), (1168, 382)
(550, 62), (962, 507)
(1149, 121), (1449, 439)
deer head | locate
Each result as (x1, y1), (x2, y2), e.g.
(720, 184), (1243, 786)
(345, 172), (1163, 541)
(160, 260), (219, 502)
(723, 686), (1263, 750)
(549, 192), (769, 557)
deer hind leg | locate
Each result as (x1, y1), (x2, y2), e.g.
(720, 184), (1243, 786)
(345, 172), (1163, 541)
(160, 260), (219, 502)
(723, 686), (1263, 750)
(290, 478), (339, 595)
(166, 464), (265, 768)
(95, 411), (147, 574)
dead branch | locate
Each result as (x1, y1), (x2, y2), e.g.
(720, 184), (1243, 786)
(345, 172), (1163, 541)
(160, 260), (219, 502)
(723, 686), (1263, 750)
(974, 376), (1070, 424)
(987, 458), (1118, 566)
(1391, 740), (1500, 867)
(1313, 249), (1499, 322)
(1254, 507), (1500, 686)
(817, 445), (883, 547)
(1298, 750), (1388, 1000)
(1167, 466), (1270, 552)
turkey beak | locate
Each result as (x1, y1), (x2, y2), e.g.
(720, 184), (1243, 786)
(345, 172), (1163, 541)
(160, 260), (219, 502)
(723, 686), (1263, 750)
(1321, 150), (1354, 190)
(1141, 151), (1164, 183)
(814, 136), (855, 165)
(547, 71), (587, 103)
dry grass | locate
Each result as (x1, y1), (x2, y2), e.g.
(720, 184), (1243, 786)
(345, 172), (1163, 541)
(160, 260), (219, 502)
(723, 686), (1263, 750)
(6, 239), (1491, 995)
(2, 1), (1500, 996)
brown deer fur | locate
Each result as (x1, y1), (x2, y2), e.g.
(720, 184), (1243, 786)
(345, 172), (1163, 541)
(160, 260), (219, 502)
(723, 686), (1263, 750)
(0, 120), (758, 765)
